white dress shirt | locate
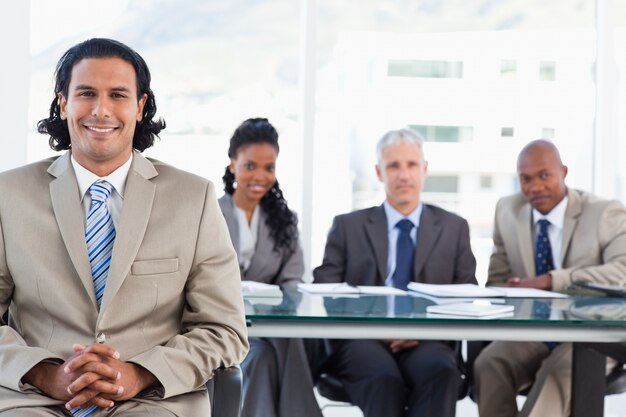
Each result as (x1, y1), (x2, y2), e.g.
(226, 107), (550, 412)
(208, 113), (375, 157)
(71, 153), (132, 230)
(234, 204), (260, 273)
(532, 196), (568, 270)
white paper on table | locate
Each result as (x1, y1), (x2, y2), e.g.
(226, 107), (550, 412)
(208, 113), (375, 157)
(408, 282), (503, 298)
(241, 281), (283, 298)
(426, 301), (515, 317)
(488, 287), (568, 298)
(358, 286), (407, 295)
(297, 282), (361, 294)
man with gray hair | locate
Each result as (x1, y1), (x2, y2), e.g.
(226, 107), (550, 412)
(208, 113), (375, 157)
(314, 128), (477, 417)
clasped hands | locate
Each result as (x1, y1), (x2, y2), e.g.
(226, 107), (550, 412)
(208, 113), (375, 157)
(506, 273), (553, 290)
(23, 342), (156, 411)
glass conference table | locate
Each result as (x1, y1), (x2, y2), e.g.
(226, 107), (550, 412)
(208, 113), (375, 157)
(244, 288), (626, 417)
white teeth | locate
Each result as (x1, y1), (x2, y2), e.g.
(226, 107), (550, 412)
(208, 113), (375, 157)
(88, 126), (114, 133)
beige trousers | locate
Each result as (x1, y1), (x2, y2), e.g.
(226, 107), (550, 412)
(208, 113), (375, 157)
(474, 341), (572, 417)
(0, 402), (178, 417)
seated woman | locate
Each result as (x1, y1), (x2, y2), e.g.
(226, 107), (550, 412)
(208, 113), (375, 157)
(219, 118), (323, 417)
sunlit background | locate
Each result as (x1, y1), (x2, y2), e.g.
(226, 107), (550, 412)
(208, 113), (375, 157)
(1, 1), (625, 415)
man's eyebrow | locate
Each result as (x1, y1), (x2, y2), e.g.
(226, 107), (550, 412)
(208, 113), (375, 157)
(72, 84), (132, 92)
(73, 84), (95, 91)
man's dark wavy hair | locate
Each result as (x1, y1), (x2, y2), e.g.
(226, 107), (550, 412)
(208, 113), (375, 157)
(37, 38), (165, 152)
(222, 118), (298, 253)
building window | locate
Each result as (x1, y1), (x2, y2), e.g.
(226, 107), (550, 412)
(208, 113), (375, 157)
(410, 125), (473, 143)
(500, 60), (517, 79)
(501, 127), (514, 137)
(540, 61), (556, 81)
(388, 60), (463, 78)
(423, 175), (459, 193)
(480, 175), (493, 190)
(542, 128), (556, 138)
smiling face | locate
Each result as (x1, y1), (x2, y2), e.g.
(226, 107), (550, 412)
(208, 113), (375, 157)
(376, 142), (428, 215)
(517, 142), (568, 215)
(230, 143), (278, 207)
(59, 57), (147, 176)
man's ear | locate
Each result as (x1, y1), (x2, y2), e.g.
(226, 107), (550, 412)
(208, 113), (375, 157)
(136, 93), (148, 122)
(375, 164), (383, 182)
(58, 93), (67, 120)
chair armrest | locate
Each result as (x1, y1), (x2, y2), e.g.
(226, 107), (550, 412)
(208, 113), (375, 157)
(206, 366), (242, 417)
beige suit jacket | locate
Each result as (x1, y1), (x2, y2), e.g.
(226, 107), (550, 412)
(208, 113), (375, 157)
(0, 152), (249, 416)
(487, 188), (626, 291)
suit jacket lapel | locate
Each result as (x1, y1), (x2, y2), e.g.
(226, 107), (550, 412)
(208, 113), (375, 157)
(414, 206), (442, 278)
(48, 153), (98, 307)
(99, 153), (157, 314)
(364, 206), (388, 283)
(516, 203), (535, 276)
(221, 195), (239, 253)
(245, 210), (273, 280)
(561, 189), (581, 266)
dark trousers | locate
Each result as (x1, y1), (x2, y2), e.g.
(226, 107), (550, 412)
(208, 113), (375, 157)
(329, 339), (459, 417)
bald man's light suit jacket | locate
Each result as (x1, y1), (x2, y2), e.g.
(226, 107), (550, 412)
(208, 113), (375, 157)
(487, 188), (626, 289)
(0, 152), (249, 416)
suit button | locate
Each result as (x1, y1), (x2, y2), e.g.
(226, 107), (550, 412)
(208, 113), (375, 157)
(96, 332), (106, 344)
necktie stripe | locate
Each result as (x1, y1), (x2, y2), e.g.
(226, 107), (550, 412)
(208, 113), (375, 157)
(87, 230), (115, 256)
(72, 405), (98, 417)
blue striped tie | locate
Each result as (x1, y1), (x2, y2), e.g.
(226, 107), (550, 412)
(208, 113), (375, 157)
(72, 181), (116, 417)
(71, 405), (99, 417)
(86, 181), (115, 307)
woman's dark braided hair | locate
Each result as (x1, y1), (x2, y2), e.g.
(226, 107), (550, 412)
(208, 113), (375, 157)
(222, 118), (298, 253)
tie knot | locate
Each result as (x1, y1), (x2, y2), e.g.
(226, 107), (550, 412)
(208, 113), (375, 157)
(396, 219), (414, 233)
(89, 181), (113, 203)
(538, 219), (551, 232)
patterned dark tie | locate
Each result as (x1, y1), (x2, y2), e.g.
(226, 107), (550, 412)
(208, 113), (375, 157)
(392, 219), (415, 290)
(535, 219), (554, 275)
(534, 219), (558, 348)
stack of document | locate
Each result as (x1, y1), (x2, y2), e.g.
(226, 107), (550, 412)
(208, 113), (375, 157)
(426, 301), (515, 319)
(241, 281), (283, 298)
(408, 282), (567, 299)
(297, 283), (406, 296)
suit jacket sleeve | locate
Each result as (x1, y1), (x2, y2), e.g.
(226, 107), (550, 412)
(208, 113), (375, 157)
(274, 235), (305, 288)
(487, 199), (513, 286)
(0, 218), (65, 392)
(551, 200), (626, 291)
(454, 218), (479, 284)
(312, 216), (346, 283)
(128, 182), (249, 398)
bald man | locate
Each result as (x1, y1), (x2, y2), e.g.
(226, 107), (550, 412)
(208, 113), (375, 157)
(474, 140), (626, 417)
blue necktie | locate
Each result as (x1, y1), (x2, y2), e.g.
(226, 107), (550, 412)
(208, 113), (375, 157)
(86, 181), (116, 307)
(72, 181), (116, 417)
(535, 219), (554, 275)
(85, 181), (115, 307)
(392, 219), (415, 290)
(534, 219), (558, 349)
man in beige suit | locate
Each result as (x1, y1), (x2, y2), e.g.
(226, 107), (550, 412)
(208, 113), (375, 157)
(0, 38), (248, 416)
(474, 139), (626, 417)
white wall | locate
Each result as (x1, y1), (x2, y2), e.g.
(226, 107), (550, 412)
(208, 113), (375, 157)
(0, 2), (30, 171)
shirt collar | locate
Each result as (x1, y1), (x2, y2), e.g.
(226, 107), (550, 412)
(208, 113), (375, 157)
(71, 153), (133, 201)
(384, 200), (423, 233)
(532, 195), (568, 230)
